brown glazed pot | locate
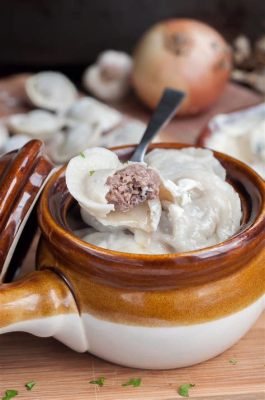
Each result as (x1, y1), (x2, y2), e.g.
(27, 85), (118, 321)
(0, 142), (264, 369)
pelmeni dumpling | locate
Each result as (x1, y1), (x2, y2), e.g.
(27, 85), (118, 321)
(81, 229), (169, 254)
(145, 147), (226, 181)
(205, 104), (265, 179)
(68, 147), (242, 254)
(8, 110), (63, 140)
(0, 123), (9, 152)
(132, 175), (241, 253)
(47, 122), (102, 164)
(2, 134), (31, 153)
(65, 97), (122, 132)
(99, 120), (147, 148)
(66, 147), (122, 216)
(66, 147), (162, 232)
(140, 150), (242, 252)
(81, 230), (151, 254)
(25, 71), (77, 112)
(250, 120), (265, 162)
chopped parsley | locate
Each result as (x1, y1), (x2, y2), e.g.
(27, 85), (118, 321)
(80, 152), (85, 158)
(229, 358), (238, 365)
(122, 378), (142, 387)
(25, 381), (36, 391)
(89, 377), (105, 387)
(178, 383), (195, 397)
(1, 390), (18, 400)
(88, 170), (95, 176)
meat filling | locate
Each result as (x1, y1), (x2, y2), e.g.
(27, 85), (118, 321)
(105, 164), (160, 212)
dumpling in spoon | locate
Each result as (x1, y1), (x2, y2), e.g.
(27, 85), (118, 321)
(66, 147), (162, 232)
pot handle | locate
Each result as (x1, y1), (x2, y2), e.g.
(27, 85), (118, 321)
(0, 269), (87, 352)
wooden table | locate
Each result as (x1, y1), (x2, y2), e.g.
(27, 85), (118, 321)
(1, 316), (264, 400)
(0, 75), (264, 400)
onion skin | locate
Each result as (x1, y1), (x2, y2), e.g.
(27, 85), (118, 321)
(132, 19), (232, 116)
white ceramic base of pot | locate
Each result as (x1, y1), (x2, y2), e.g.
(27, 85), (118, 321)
(0, 295), (264, 369)
(0, 313), (88, 353)
(81, 295), (264, 369)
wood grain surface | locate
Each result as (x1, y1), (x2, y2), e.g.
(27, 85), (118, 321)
(0, 75), (264, 399)
(0, 316), (264, 400)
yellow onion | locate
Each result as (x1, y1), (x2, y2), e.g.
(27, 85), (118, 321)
(132, 19), (232, 115)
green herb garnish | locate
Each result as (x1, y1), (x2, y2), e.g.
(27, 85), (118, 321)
(229, 358), (238, 365)
(80, 152), (85, 158)
(178, 383), (195, 397)
(1, 390), (18, 400)
(89, 377), (105, 387)
(88, 170), (95, 176)
(122, 378), (142, 387)
(25, 381), (36, 391)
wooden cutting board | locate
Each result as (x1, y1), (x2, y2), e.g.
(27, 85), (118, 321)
(0, 75), (264, 400)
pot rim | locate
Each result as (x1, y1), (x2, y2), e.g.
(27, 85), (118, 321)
(38, 143), (265, 270)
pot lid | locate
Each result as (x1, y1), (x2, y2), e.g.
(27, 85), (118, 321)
(0, 140), (54, 282)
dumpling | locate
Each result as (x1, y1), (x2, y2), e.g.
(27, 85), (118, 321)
(47, 122), (102, 164)
(65, 97), (122, 132)
(134, 159), (242, 252)
(25, 71), (77, 112)
(66, 147), (242, 254)
(250, 120), (265, 162)
(81, 230), (150, 254)
(65, 147), (162, 233)
(81, 230), (168, 254)
(0, 123), (9, 152)
(145, 147), (226, 181)
(8, 110), (63, 140)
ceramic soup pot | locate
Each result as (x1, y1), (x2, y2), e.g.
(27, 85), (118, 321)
(0, 142), (264, 370)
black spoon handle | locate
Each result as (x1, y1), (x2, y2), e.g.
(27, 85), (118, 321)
(130, 88), (186, 162)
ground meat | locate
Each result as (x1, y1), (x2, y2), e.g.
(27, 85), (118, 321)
(105, 164), (160, 212)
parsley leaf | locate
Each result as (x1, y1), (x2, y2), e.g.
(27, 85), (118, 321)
(25, 381), (36, 391)
(89, 377), (105, 387)
(88, 170), (95, 176)
(229, 358), (238, 365)
(80, 152), (85, 158)
(178, 383), (195, 397)
(1, 390), (18, 400)
(122, 378), (142, 387)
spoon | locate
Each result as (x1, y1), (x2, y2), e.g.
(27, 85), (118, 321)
(130, 88), (186, 162)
